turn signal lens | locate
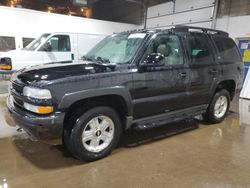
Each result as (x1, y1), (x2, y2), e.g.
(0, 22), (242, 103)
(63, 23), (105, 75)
(24, 102), (53, 114)
(0, 65), (12, 70)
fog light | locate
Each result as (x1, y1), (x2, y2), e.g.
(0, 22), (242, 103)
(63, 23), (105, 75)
(24, 102), (53, 114)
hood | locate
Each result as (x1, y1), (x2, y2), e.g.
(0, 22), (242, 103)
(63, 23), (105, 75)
(16, 61), (117, 84)
(0, 49), (31, 58)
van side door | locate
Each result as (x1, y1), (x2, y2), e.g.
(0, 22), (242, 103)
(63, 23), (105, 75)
(39, 34), (73, 63)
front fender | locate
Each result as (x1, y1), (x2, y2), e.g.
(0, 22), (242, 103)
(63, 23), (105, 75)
(58, 86), (133, 116)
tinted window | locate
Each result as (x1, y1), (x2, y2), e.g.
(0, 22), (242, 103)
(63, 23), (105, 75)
(22, 38), (35, 48)
(0, 36), (15, 52)
(212, 36), (241, 62)
(143, 34), (184, 65)
(47, 35), (71, 52)
(188, 34), (213, 64)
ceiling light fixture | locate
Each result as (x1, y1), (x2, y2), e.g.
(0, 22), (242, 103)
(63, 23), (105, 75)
(47, 6), (53, 13)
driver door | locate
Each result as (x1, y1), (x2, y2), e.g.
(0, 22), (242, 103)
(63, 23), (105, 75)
(132, 34), (190, 119)
(40, 35), (73, 63)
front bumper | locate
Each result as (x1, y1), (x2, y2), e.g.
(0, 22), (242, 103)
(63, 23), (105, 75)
(7, 96), (65, 145)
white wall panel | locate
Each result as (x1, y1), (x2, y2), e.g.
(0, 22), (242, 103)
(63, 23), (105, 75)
(0, 6), (137, 50)
(147, 2), (174, 18)
(175, 0), (215, 12)
(216, 15), (250, 39)
(147, 7), (213, 29)
(240, 69), (250, 99)
(239, 99), (250, 125)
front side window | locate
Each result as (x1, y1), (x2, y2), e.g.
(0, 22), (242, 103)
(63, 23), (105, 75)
(0, 36), (15, 52)
(46, 35), (71, 52)
(85, 33), (146, 64)
(143, 34), (184, 65)
(24, 33), (50, 51)
(22, 38), (35, 48)
(212, 36), (241, 62)
(187, 33), (213, 64)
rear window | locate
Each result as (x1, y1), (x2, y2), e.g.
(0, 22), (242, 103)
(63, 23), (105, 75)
(212, 36), (241, 62)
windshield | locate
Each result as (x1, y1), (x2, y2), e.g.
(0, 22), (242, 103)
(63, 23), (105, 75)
(84, 33), (147, 64)
(24, 33), (50, 51)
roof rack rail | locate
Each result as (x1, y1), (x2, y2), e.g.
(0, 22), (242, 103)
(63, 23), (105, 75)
(173, 25), (229, 37)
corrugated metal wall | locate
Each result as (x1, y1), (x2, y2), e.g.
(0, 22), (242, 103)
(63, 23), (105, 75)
(146, 0), (215, 29)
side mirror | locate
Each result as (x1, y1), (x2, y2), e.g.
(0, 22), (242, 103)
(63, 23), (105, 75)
(41, 42), (52, 52)
(139, 53), (165, 72)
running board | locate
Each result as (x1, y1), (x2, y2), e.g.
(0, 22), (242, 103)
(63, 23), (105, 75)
(132, 105), (208, 131)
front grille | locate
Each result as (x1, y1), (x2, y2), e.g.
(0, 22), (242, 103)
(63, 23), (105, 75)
(13, 95), (23, 108)
(11, 80), (25, 109)
(12, 81), (24, 94)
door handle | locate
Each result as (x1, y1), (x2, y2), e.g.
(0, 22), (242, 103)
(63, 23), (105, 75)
(71, 53), (74, 60)
(209, 69), (218, 75)
(179, 72), (187, 78)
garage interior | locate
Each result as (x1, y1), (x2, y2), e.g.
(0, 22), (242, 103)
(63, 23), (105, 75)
(0, 0), (250, 187)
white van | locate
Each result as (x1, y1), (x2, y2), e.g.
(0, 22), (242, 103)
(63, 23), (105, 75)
(0, 32), (106, 74)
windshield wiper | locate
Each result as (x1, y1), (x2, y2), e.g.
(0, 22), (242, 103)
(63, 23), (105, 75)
(82, 56), (95, 61)
(96, 56), (110, 64)
(82, 56), (110, 64)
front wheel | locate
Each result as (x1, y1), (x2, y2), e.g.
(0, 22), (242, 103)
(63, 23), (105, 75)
(203, 89), (230, 124)
(64, 106), (122, 162)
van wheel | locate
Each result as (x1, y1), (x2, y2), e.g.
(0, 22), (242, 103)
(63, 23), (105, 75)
(64, 106), (122, 162)
(203, 89), (230, 124)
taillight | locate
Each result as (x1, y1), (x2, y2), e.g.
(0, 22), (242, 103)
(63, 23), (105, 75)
(0, 58), (12, 70)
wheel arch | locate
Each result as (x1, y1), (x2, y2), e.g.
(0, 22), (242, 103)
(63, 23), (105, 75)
(60, 87), (132, 129)
(215, 80), (236, 100)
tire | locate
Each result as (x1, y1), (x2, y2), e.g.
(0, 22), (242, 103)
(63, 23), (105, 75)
(64, 106), (122, 162)
(203, 89), (230, 124)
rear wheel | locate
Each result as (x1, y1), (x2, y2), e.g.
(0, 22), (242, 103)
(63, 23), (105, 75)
(64, 106), (122, 162)
(203, 89), (230, 123)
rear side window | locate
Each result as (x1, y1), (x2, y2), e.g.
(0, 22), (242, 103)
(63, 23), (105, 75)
(0, 36), (16, 52)
(187, 33), (213, 64)
(212, 36), (241, 62)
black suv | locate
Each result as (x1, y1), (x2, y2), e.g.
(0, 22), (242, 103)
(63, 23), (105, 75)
(7, 26), (243, 161)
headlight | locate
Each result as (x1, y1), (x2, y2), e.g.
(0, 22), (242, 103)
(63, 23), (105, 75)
(24, 102), (53, 114)
(23, 86), (52, 99)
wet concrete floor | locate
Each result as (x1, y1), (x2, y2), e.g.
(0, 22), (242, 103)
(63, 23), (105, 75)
(0, 94), (250, 187)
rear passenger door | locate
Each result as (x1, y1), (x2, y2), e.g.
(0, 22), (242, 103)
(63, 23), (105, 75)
(184, 33), (221, 107)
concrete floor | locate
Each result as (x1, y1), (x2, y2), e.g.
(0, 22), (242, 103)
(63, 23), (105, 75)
(0, 88), (250, 187)
(0, 80), (9, 94)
